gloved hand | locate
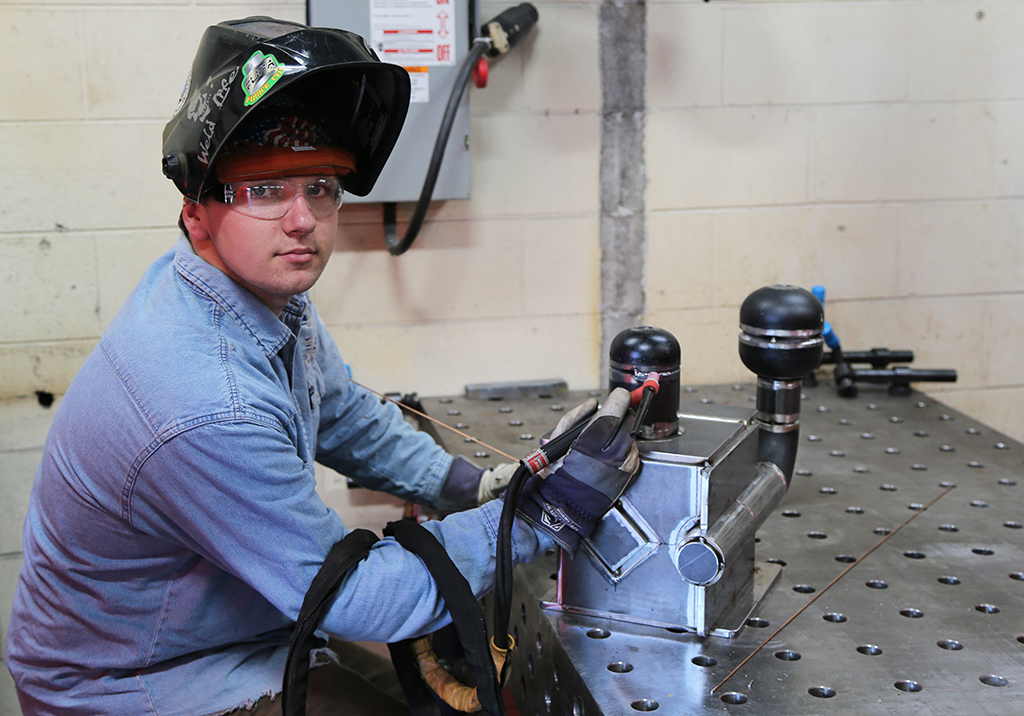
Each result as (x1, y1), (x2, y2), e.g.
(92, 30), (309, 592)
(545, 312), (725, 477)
(477, 396), (602, 503)
(516, 388), (640, 555)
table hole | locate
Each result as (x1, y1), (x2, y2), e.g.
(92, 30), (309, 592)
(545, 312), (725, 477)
(720, 693), (748, 705)
(904, 551), (926, 560)
(630, 699), (659, 712)
(808, 686), (836, 699)
(972, 548), (994, 556)
(586, 628), (610, 639)
(692, 655), (718, 667)
(980, 675), (1008, 687)
(938, 524), (958, 532)
(608, 662), (633, 673)
(975, 604), (1000, 614)
(835, 555), (856, 563)
(1004, 521), (1023, 529)
(900, 608), (924, 618)
(970, 500), (988, 508)
(1010, 572), (1024, 581)
(866, 580), (888, 589)
(823, 613), (848, 623)
(874, 527), (891, 535)
(807, 532), (828, 540)
(767, 558), (787, 567)
(998, 478), (1017, 486)
(857, 644), (882, 656)
(793, 584), (816, 594)
(846, 506), (864, 514)
(894, 680), (922, 693)
(746, 618), (769, 628)
(775, 650), (801, 661)
(937, 639), (963, 651)
(782, 510), (801, 518)
(820, 487), (837, 494)
(937, 575), (961, 585)
(880, 484), (897, 491)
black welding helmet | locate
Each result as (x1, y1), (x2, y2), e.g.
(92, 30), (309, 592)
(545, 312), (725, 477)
(162, 16), (410, 201)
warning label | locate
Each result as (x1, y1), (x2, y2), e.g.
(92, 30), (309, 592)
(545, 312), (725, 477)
(370, 0), (457, 67)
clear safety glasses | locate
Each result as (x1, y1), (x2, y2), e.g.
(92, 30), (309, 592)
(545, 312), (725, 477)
(221, 176), (343, 220)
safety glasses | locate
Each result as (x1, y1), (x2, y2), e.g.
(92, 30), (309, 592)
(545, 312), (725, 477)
(220, 176), (343, 220)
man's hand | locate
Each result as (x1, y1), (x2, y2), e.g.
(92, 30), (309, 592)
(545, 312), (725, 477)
(515, 388), (639, 555)
(476, 395), (601, 504)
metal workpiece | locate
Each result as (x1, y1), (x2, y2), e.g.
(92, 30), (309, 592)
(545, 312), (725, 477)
(678, 462), (788, 586)
(419, 381), (1024, 715)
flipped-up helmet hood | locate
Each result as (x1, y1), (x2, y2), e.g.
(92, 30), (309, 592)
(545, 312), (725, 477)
(162, 16), (410, 201)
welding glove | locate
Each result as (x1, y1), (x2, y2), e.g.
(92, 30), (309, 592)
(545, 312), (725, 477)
(475, 396), (603, 504)
(516, 388), (640, 556)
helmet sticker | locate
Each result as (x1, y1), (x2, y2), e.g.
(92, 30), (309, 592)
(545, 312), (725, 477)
(173, 71), (192, 115)
(242, 51), (285, 107)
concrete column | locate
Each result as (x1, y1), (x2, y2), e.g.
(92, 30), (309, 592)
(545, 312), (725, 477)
(599, 0), (648, 369)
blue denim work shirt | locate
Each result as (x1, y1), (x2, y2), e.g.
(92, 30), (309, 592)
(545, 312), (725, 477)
(5, 235), (551, 716)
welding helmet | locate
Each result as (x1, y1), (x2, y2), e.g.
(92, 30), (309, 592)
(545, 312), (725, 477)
(162, 16), (410, 201)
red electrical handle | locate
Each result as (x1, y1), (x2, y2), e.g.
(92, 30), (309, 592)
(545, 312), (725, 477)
(630, 372), (660, 406)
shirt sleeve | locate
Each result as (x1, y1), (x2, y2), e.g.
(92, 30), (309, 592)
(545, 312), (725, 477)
(309, 313), (455, 509)
(128, 419), (552, 643)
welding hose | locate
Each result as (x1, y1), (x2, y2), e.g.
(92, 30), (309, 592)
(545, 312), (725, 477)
(384, 4), (539, 255)
(384, 38), (490, 256)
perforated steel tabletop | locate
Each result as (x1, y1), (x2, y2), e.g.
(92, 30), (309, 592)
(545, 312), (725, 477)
(417, 381), (1023, 715)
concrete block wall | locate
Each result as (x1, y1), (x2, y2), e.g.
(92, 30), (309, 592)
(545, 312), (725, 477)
(645, 0), (1024, 439)
(3, 0), (1024, 709)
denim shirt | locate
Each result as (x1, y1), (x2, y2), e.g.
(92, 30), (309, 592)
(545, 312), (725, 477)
(6, 235), (550, 716)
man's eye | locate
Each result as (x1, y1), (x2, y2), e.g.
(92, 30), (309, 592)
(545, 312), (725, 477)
(306, 181), (335, 198)
(246, 184), (285, 201)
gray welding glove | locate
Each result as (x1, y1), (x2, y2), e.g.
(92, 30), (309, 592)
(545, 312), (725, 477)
(516, 388), (640, 555)
(477, 396), (602, 504)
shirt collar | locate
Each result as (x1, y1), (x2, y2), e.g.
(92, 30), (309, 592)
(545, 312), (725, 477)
(172, 233), (308, 359)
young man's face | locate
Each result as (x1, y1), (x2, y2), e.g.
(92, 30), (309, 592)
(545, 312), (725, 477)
(182, 175), (339, 316)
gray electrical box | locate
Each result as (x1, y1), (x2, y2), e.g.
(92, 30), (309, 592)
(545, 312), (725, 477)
(308, 0), (475, 203)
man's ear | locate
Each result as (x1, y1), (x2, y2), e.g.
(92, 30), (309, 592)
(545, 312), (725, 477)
(181, 199), (209, 242)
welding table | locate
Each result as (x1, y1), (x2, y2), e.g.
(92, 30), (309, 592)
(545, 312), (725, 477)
(416, 380), (1023, 715)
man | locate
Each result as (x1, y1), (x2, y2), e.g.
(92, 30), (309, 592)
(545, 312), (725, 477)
(5, 17), (638, 716)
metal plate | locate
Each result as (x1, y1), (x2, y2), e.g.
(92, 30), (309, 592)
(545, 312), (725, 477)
(417, 380), (1024, 714)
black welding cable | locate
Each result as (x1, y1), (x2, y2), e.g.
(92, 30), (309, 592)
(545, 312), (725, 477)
(383, 39), (491, 256)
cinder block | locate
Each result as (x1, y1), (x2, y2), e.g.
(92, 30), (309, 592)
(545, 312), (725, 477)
(713, 204), (900, 307)
(314, 218), (524, 325)
(722, 2), (909, 105)
(647, 107), (810, 210)
(0, 449), (40, 555)
(646, 210), (715, 312)
(647, 1), (722, 109)
(0, 341), (95, 401)
(983, 295), (1024, 388)
(993, 102), (1024, 196)
(95, 230), (179, 328)
(813, 104), (997, 202)
(0, 9), (84, 121)
(83, 9), (241, 119)
(899, 200), (1024, 297)
(475, 2), (600, 115)
(0, 234), (100, 342)
(644, 306), (750, 386)
(325, 314), (600, 398)
(0, 396), (60, 453)
(0, 121), (182, 233)
(468, 112), (600, 217)
(521, 214), (599, 317)
(826, 296), (986, 389)
(909, 2), (1024, 101)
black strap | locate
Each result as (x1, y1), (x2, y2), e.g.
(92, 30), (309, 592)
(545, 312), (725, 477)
(282, 528), (379, 716)
(384, 519), (504, 716)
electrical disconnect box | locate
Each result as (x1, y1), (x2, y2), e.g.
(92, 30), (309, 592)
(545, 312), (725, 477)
(308, 0), (475, 204)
